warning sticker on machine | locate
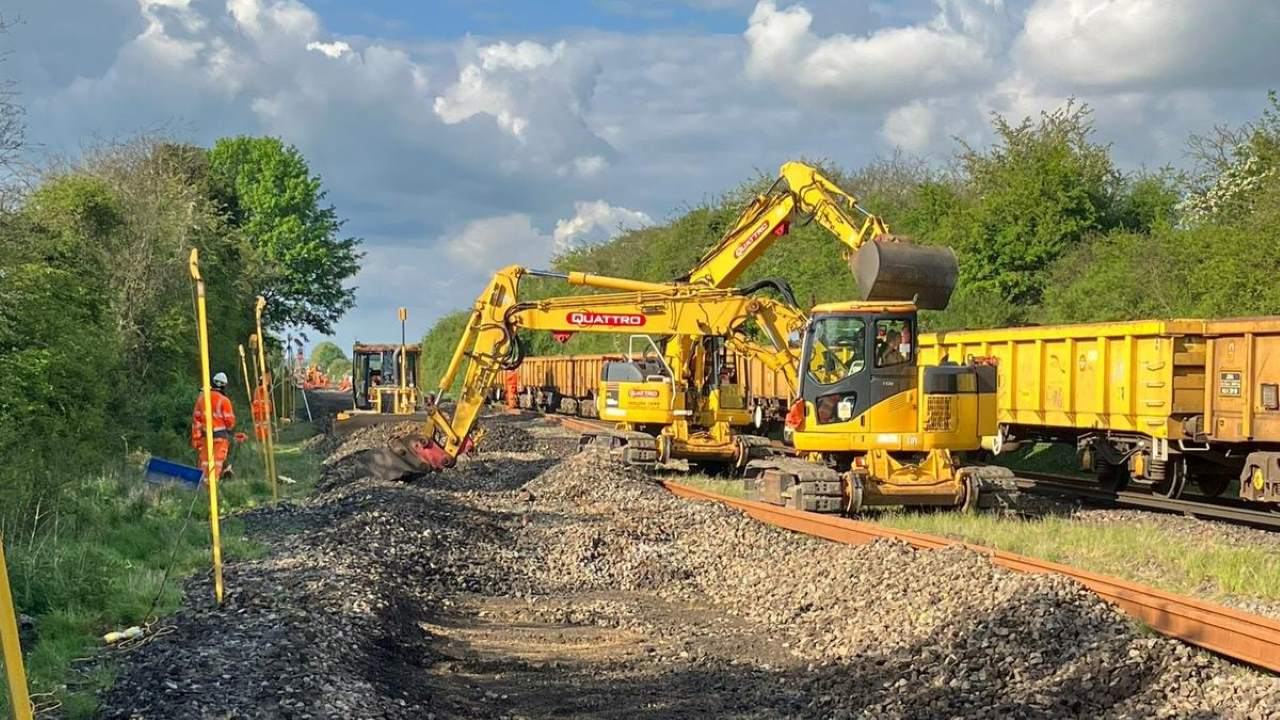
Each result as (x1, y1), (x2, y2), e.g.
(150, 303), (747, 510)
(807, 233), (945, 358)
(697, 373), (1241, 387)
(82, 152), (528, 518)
(1219, 371), (1242, 397)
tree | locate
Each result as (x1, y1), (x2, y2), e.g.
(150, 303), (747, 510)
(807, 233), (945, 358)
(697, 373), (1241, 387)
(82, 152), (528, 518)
(325, 357), (352, 379)
(928, 102), (1121, 317)
(208, 136), (362, 334)
(309, 340), (346, 371)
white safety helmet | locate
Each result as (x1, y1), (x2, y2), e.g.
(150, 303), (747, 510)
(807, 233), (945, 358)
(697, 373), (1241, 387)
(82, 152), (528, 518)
(212, 372), (229, 389)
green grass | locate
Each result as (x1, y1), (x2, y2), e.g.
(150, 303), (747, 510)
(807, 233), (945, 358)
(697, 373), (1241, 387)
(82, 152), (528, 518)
(1, 420), (321, 718)
(872, 511), (1280, 608)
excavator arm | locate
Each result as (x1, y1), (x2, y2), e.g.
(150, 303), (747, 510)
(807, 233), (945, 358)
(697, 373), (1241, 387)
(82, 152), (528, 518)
(359, 265), (806, 481)
(684, 162), (957, 310)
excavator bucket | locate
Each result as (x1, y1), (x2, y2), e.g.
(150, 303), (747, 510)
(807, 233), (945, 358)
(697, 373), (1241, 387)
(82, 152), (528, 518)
(346, 433), (476, 483)
(849, 239), (958, 311)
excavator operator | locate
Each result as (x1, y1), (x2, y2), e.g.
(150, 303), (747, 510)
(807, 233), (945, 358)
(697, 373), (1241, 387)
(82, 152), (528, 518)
(192, 372), (237, 479)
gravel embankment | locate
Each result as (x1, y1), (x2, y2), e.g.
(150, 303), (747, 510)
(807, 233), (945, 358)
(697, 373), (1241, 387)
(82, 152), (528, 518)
(98, 413), (1280, 719)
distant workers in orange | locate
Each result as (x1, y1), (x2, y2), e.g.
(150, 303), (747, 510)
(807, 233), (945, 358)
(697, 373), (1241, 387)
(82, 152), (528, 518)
(192, 372), (237, 478)
(251, 371), (272, 441)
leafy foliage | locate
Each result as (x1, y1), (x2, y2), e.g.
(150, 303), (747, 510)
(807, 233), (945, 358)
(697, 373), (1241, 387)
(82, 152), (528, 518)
(208, 136), (362, 334)
(309, 340), (347, 371)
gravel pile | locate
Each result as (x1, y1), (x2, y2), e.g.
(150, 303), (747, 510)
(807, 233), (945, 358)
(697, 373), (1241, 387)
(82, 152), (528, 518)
(96, 412), (1280, 719)
(99, 478), (518, 719)
(515, 452), (1280, 718)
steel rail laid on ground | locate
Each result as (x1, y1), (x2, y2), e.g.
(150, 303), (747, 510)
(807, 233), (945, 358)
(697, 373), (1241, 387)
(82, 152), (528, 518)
(662, 480), (1280, 673)
(505, 409), (1280, 670)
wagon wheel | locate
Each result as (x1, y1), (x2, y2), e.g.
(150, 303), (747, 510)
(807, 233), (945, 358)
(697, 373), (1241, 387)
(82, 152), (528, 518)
(1153, 457), (1188, 499)
(1195, 473), (1232, 498)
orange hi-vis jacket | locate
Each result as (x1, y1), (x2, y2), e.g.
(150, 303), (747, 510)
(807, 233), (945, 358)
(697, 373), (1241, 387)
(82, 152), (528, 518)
(192, 389), (236, 445)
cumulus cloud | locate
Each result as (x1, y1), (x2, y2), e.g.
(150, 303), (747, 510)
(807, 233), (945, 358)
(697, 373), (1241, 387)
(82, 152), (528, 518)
(880, 101), (939, 154)
(744, 0), (1010, 106)
(433, 39), (611, 162)
(443, 214), (555, 272)
(1015, 0), (1280, 92)
(306, 40), (352, 59)
(442, 201), (652, 277)
(553, 201), (652, 251)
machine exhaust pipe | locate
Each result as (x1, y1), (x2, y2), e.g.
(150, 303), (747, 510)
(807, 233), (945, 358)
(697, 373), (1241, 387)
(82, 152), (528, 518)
(849, 239), (958, 311)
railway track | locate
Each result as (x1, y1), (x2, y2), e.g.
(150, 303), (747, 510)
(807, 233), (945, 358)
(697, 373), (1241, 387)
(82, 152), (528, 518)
(663, 479), (1280, 673)
(1014, 471), (1280, 530)
(509, 409), (1280, 530)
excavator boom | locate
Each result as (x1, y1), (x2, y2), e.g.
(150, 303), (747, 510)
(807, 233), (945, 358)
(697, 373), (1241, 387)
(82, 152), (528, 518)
(684, 162), (957, 309)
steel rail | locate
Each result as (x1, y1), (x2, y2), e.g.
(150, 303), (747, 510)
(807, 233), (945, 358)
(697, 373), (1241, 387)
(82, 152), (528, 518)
(663, 479), (1280, 673)
(1015, 471), (1280, 530)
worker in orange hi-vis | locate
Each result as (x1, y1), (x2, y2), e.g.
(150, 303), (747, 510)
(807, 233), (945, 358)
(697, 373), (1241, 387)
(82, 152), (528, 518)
(504, 369), (519, 409)
(251, 370), (272, 441)
(192, 372), (237, 479)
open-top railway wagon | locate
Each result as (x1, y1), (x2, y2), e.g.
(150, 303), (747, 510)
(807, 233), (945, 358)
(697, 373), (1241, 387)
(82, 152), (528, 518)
(918, 318), (1280, 504)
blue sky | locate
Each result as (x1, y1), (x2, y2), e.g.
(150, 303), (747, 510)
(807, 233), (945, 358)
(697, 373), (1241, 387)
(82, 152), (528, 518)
(8, 0), (1279, 352)
(306, 0), (750, 38)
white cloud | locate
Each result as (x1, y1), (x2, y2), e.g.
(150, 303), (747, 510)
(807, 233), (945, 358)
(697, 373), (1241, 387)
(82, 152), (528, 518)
(1015, 0), (1280, 92)
(880, 101), (938, 154)
(744, 0), (1006, 106)
(443, 214), (556, 272)
(432, 38), (609, 161)
(306, 40), (352, 59)
(553, 201), (652, 251)
(570, 154), (609, 178)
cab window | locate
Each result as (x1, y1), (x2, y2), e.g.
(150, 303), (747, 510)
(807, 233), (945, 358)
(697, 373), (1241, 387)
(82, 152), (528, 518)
(875, 318), (913, 368)
(806, 316), (866, 386)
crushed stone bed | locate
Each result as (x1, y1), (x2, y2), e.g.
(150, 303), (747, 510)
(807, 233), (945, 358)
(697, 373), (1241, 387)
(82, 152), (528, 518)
(98, 413), (1280, 719)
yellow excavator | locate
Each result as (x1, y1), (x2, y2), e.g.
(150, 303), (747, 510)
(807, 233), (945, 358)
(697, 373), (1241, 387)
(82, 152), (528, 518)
(583, 161), (958, 473)
(360, 262), (1012, 513)
(334, 308), (430, 434)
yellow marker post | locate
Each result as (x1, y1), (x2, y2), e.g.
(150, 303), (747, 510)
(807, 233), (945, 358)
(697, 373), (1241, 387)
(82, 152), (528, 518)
(188, 249), (224, 605)
(0, 536), (33, 720)
(239, 343), (270, 478)
(398, 307), (409, 414)
(254, 297), (280, 502)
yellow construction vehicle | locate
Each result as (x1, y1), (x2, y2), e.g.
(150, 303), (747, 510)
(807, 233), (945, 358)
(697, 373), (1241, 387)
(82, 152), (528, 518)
(355, 265), (804, 481)
(585, 161), (959, 472)
(360, 264), (1011, 513)
(334, 309), (430, 433)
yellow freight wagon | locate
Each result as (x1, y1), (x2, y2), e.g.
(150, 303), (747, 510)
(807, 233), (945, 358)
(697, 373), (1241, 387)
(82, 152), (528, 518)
(917, 318), (1280, 503)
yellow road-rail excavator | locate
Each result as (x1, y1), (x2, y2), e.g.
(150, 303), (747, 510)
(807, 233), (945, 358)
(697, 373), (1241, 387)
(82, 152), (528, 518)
(582, 161), (960, 473)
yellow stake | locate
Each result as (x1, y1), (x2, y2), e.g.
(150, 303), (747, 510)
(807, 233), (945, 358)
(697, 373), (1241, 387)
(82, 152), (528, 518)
(254, 297), (280, 502)
(188, 249), (224, 605)
(399, 307), (409, 414)
(239, 343), (270, 479)
(0, 536), (33, 720)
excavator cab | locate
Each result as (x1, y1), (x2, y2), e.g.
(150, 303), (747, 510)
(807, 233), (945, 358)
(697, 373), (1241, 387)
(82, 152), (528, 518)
(756, 301), (1002, 510)
(334, 342), (429, 434)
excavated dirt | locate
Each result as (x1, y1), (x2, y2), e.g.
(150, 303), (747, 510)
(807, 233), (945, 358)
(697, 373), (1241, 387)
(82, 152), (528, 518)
(97, 413), (1280, 719)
